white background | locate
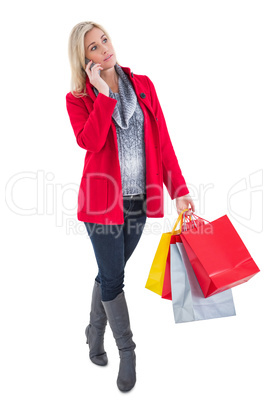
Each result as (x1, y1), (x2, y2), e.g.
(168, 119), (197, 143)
(1, 0), (268, 400)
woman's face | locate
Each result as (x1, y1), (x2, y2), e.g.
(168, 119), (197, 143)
(84, 27), (116, 68)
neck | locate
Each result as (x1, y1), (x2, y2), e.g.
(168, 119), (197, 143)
(100, 64), (119, 86)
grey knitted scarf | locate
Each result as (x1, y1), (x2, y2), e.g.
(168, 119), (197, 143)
(92, 63), (146, 196)
(93, 63), (137, 129)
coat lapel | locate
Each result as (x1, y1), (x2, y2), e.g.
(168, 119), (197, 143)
(119, 65), (154, 115)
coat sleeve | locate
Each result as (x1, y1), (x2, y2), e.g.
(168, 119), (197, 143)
(146, 76), (190, 199)
(66, 91), (117, 153)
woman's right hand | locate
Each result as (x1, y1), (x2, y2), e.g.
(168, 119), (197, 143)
(85, 61), (109, 94)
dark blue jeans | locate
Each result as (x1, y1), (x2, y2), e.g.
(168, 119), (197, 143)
(84, 194), (147, 302)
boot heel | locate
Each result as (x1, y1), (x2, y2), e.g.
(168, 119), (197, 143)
(85, 325), (89, 344)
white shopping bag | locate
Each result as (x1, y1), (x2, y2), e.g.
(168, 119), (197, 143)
(170, 239), (236, 323)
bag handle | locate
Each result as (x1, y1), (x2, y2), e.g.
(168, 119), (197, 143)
(171, 210), (211, 235)
(171, 208), (191, 235)
(190, 213), (211, 224)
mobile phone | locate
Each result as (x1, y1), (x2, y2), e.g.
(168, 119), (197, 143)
(85, 58), (100, 74)
(85, 57), (93, 68)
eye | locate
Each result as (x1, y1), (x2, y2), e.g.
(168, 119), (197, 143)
(91, 38), (108, 51)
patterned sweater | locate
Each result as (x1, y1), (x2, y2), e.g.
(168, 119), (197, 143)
(93, 63), (146, 196)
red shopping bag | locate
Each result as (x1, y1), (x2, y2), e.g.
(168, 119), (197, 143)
(161, 247), (172, 300)
(180, 213), (260, 298)
(161, 216), (205, 300)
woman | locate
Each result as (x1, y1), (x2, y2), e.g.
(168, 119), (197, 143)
(66, 21), (195, 392)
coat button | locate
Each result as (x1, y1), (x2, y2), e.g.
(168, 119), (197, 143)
(156, 117), (158, 121)
(131, 72), (134, 77)
(140, 93), (146, 98)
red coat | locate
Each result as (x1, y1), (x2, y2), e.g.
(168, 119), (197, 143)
(66, 65), (189, 225)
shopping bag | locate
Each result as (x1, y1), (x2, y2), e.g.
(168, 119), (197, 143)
(170, 234), (236, 323)
(145, 232), (172, 295)
(161, 247), (172, 300)
(180, 213), (260, 298)
(161, 217), (204, 300)
(145, 209), (190, 296)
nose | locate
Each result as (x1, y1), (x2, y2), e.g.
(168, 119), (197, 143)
(102, 44), (109, 53)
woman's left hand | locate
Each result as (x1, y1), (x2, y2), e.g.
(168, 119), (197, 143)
(175, 194), (195, 216)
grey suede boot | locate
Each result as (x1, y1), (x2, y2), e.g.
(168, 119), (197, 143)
(102, 291), (136, 392)
(85, 280), (108, 366)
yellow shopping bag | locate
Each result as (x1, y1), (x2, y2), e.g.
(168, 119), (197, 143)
(145, 208), (190, 295)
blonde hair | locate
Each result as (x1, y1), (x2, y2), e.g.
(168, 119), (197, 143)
(67, 21), (120, 98)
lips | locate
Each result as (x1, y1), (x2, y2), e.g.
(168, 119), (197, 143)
(104, 54), (112, 61)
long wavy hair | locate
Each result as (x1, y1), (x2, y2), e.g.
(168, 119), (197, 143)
(67, 21), (120, 98)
